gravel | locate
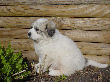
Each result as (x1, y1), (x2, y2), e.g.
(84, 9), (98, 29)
(26, 65), (110, 82)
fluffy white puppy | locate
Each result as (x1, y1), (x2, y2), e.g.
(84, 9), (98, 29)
(28, 18), (108, 76)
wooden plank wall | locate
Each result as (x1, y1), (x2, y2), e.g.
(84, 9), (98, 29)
(0, 0), (110, 64)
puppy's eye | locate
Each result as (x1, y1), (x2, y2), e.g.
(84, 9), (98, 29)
(35, 28), (39, 31)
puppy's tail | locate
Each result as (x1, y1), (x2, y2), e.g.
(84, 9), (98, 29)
(85, 59), (108, 68)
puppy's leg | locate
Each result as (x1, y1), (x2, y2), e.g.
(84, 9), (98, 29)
(35, 56), (49, 73)
(35, 63), (41, 73)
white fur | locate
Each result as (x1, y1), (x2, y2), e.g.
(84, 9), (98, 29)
(28, 18), (108, 76)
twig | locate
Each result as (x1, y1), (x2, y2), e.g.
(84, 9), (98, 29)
(12, 70), (26, 76)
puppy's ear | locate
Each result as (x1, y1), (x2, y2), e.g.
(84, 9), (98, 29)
(46, 21), (55, 37)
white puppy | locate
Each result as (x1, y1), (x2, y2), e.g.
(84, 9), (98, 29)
(28, 18), (108, 76)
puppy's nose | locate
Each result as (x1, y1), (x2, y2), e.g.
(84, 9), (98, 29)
(28, 32), (31, 37)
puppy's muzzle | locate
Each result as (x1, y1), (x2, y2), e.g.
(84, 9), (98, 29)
(28, 32), (31, 38)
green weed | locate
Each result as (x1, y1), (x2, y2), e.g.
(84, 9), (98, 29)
(0, 44), (30, 82)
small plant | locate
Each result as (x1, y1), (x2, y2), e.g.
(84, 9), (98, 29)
(55, 74), (67, 82)
(0, 44), (30, 82)
(59, 74), (67, 80)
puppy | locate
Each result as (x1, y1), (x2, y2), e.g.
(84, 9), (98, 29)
(28, 18), (108, 76)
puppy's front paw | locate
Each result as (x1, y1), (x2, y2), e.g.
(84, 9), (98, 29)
(35, 63), (41, 73)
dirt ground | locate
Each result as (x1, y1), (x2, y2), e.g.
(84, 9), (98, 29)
(25, 64), (110, 82)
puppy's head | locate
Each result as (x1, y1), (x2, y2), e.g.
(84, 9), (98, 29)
(28, 18), (56, 42)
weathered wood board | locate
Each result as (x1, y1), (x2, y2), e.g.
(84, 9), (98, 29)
(0, 28), (110, 43)
(85, 55), (110, 64)
(0, 17), (110, 31)
(0, 0), (110, 5)
(0, 5), (110, 17)
(62, 30), (110, 43)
